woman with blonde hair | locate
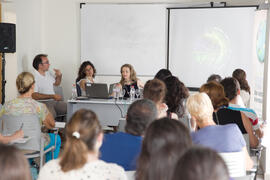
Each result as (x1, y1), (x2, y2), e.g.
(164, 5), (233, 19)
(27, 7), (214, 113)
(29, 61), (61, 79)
(116, 64), (144, 98)
(38, 109), (127, 180)
(0, 72), (60, 161)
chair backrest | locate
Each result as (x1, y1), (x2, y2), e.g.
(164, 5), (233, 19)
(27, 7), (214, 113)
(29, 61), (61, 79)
(76, 82), (82, 97)
(54, 86), (64, 100)
(243, 133), (250, 154)
(219, 151), (246, 177)
(1, 114), (41, 151)
(126, 171), (135, 180)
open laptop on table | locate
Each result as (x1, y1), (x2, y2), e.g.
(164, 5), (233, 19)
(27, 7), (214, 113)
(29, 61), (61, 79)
(85, 83), (112, 99)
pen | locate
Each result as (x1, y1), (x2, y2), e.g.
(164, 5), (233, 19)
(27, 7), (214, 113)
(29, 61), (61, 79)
(19, 123), (24, 130)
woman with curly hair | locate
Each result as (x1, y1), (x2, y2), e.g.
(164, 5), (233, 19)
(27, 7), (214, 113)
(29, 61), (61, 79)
(76, 61), (97, 96)
(164, 76), (189, 120)
(232, 69), (250, 107)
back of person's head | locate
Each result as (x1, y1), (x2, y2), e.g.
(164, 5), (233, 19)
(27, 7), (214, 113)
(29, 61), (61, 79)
(0, 144), (31, 180)
(32, 54), (47, 70)
(143, 79), (166, 104)
(220, 77), (240, 101)
(76, 61), (96, 82)
(172, 146), (229, 180)
(136, 118), (192, 180)
(199, 81), (228, 110)
(164, 76), (189, 117)
(232, 68), (250, 94)
(16, 72), (35, 95)
(125, 99), (157, 136)
(186, 92), (214, 123)
(60, 109), (102, 172)
(207, 74), (222, 83)
(154, 69), (172, 82)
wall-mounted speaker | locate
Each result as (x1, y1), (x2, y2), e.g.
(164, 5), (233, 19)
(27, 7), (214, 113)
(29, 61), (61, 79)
(0, 23), (16, 53)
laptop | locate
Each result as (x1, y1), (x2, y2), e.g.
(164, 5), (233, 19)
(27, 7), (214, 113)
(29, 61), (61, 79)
(85, 83), (111, 99)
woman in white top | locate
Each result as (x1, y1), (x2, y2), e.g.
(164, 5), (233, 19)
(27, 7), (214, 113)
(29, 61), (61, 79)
(76, 61), (97, 96)
(38, 109), (127, 180)
(232, 69), (251, 107)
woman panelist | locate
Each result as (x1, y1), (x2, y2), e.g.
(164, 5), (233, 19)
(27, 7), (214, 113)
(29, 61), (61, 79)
(116, 64), (144, 98)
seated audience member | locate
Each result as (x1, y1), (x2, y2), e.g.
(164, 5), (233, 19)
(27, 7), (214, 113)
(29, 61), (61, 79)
(100, 99), (157, 170)
(0, 72), (61, 161)
(172, 146), (229, 180)
(186, 92), (253, 170)
(76, 61), (97, 96)
(207, 74), (222, 83)
(0, 130), (23, 144)
(0, 144), (31, 180)
(32, 54), (67, 118)
(200, 81), (261, 148)
(136, 118), (192, 180)
(143, 79), (178, 119)
(154, 68), (172, 82)
(115, 64), (144, 98)
(164, 76), (189, 122)
(220, 78), (263, 147)
(232, 69), (251, 107)
(38, 109), (127, 180)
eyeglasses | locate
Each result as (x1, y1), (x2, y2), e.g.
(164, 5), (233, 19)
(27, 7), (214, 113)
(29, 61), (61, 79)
(42, 61), (50, 65)
(85, 68), (92, 72)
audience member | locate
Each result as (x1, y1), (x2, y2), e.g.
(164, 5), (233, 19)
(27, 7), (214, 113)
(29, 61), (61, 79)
(154, 68), (172, 82)
(164, 76), (189, 121)
(100, 99), (157, 170)
(116, 64), (144, 98)
(76, 61), (97, 96)
(220, 78), (263, 147)
(136, 118), (192, 180)
(38, 109), (127, 180)
(0, 72), (61, 161)
(207, 74), (222, 83)
(232, 69), (251, 107)
(143, 79), (178, 119)
(186, 92), (253, 170)
(32, 54), (67, 118)
(172, 146), (229, 180)
(0, 144), (31, 180)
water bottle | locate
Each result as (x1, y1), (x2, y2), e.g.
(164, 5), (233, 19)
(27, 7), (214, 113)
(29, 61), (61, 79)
(71, 84), (77, 100)
(130, 86), (135, 101)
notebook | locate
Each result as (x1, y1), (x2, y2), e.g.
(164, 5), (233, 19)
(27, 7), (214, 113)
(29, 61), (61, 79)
(85, 83), (111, 99)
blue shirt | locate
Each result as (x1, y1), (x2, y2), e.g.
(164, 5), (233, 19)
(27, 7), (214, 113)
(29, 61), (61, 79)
(100, 132), (142, 170)
(191, 124), (246, 153)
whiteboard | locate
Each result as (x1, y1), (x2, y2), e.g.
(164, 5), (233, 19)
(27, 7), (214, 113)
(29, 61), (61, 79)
(81, 4), (167, 76)
(168, 7), (256, 88)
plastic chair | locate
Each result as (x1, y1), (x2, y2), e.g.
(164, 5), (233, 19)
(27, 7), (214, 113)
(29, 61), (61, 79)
(126, 171), (135, 180)
(1, 114), (57, 168)
(219, 151), (246, 177)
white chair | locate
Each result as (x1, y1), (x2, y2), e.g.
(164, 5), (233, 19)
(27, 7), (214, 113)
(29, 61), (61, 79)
(1, 114), (57, 168)
(219, 151), (246, 177)
(126, 171), (135, 180)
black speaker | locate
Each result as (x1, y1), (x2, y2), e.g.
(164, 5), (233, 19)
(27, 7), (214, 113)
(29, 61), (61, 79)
(0, 23), (16, 53)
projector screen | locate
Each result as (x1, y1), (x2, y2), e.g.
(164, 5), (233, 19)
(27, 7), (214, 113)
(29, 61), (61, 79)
(81, 4), (167, 76)
(168, 7), (256, 88)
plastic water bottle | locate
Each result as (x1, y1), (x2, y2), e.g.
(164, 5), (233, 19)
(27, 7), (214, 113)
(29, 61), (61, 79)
(71, 84), (77, 100)
(130, 86), (135, 101)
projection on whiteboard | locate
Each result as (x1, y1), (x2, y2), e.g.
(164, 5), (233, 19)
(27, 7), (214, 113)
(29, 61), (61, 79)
(193, 27), (231, 69)
(169, 7), (255, 88)
(256, 21), (266, 63)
